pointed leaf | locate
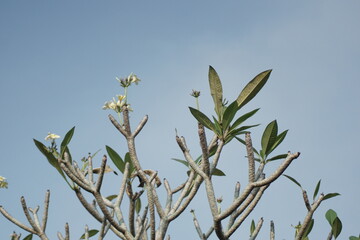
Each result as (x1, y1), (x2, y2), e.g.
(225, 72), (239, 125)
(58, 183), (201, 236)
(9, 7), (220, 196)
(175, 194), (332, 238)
(208, 66), (223, 118)
(33, 139), (69, 184)
(135, 198), (141, 214)
(222, 101), (239, 130)
(212, 116), (222, 136)
(106, 194), (118, 201)
(313, 179), (321, 200)
(303, 219), (314, 238)
(250, 219), (255, 234)
(60, 126), (75, 156)
(323, 193), (340, 200)
(268, 129), (288, 156)
(124, 152), (134, 173)
(171, 158), (189, 167)
(236, 69), (272, 109)
(106, 146), (125, 173)
(349, 236), (360, 240)
(283, 174), (302, 189)
(266, 153), (288, 162)
(261, 120), (278, 156)
(189, 107), (216, 132)
(325, 209), (338, 225)
(23, 234), (33, 240)
(212, 168), (226, 176)
(230, 108), (260, 131)
(332, 217), (342, 239)
(229, 124), (260, 136)
(80, 230), (99, 239)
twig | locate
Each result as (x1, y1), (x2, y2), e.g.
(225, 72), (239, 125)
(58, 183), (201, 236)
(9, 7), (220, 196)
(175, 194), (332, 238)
(295, 194), (325, 240)
(270, 221), (275, 240)
(41, 190), (50, 232)
(245, 133), (255, 183)
(249, 218), (263, 240)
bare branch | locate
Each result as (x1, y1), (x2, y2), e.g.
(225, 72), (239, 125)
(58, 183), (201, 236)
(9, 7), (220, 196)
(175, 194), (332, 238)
(95, 155), (107, 192)
(108, 114), (127, 137)
(0, 206), (36, 234)
(295, 194), (325, 240)
(198, 123), (210, 176)
(245, 133), (255, 183)
(270, 221), (275, 240)
(132, 115), (148, 138)
(302, 190), (311, 211)
(41, 190), (50, 232)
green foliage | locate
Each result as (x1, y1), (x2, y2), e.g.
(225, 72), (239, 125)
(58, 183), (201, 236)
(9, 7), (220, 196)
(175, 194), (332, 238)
(326, 209), (342, 239)
(80, 229), (99, 239)
(208, 66), (224, 120)
(22, 234), (33, 240)
(236, 69), (272, 109)
(189, 107), (217, 133)
(313, 180), (321, 200)
(250, 219), (255, 235)
(60, 126), (75, 157)
(283, 174), (302, 189)
(33, 127), (75, 189)
(135, 198), (141, 214)
(349, 236), (360, 240)
(106, 146), (125, 173)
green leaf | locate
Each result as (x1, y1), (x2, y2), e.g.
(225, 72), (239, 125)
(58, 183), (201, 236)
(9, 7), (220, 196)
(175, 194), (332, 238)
(23, 234), (33, 240)
(189, 107), (216, 132)
(208, 66), (223, 119)
(349, 236), (360, 240)
(303, 219), (314, 239)
(313, 179), (321, 200)
(266, 153), (288, 162)
(212, 116), (223, 136)
(229, 124), (260, 136)
(60, 126), (75, 157)
(325, 209), (338, 226)
(332, 217), (342, 239)
(323, 193), (340, 200)
(250, 219), (255, 234)
(261, 120), (278, 156)
(106, 194), (118, 201)
(33, 139), (69, 185)
(236, 69), (272, 109)
(106, 146), (125, 173)
(80, 229), (99, 239)
(230, 108), (260, 131)
(124, 152), (134, 173)
(212, 168), (226, 176)
(268, 129), (288, 156)
(135, 198), (141, 214)
(222, 101), (239, 130)
(171, 158), (189, 168)
(283, 174), (302, 189)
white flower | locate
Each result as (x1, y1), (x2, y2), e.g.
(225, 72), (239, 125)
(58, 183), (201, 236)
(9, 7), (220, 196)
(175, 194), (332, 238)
(102, 95), (126, 113)
(0, 176), (8, 189)
(128, 73), (141, 85)
(45, 133), (61, 141)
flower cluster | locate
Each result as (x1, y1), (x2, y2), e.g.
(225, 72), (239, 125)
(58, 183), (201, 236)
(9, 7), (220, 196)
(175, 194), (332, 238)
(116, 73), (141, 88)
(0, 176), (8, 189)
(102, 95), (129, 113)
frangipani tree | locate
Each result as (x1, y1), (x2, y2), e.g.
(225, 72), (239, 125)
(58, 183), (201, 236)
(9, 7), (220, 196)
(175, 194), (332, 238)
(1, 66), (354, 240)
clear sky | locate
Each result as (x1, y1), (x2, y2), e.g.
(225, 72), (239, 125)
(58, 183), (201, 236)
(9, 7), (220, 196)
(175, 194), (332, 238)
(1, 1), (359, 239)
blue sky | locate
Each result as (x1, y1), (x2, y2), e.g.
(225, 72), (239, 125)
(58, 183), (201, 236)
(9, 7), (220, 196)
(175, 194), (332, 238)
(1, 1), (359, 239)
